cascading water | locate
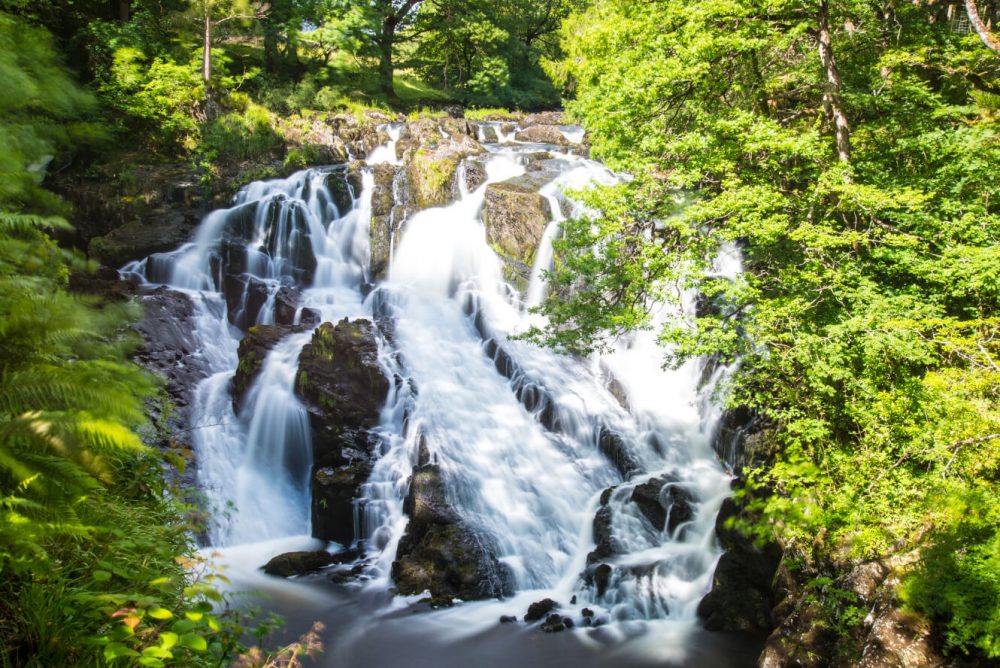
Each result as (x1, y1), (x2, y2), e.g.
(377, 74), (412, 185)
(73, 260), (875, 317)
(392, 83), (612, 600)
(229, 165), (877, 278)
(124, 120), (753, 666)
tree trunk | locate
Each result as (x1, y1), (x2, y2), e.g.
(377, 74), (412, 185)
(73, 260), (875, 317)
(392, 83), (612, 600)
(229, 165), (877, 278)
(965, 0), (1000, 54)
(202, 13), (212, 84)
(379, 19), (397, 99)
(116, 0), (130, 22)
(817, 0), (852, 167)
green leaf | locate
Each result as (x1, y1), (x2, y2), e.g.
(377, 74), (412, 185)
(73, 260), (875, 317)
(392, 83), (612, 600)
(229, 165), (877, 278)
(146, 606), (173, 620)
(104, 642), (140, 661)
(180, 633), (208, 651)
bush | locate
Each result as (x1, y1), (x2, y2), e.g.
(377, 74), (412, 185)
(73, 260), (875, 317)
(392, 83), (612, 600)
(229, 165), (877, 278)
(200, 103), (283, 166)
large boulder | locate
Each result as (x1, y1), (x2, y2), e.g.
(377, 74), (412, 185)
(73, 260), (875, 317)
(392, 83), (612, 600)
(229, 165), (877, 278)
(514, 125), (571, 146)
(222, 273), (269, 330)
(294, 319), (389, 544)
(405, 133), (485, 210)
(483, 172), (557, 267)
(90, 209), (199, 268)
(392, 463), (512, 602)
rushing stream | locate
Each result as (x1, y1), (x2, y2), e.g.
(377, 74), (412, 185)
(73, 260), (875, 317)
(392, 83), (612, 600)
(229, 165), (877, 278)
(123, 121), (760, 666)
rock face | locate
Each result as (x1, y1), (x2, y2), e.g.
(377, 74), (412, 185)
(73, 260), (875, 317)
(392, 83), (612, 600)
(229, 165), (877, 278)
(756, 553), (949, 668)
(294, 319), (389, 544)
(629, 477), (695, 534)
(91, 210), (201, 268)
(392, 463), (512, 602)
(483, 172), (556, 268)
(131, 286), (211, 410)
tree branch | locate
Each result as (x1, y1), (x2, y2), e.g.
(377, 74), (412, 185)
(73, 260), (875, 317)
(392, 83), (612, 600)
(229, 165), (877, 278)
(965, 0), (1000, 55)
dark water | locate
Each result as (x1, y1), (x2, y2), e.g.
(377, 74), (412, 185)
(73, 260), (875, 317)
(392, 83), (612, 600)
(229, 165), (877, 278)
(228, 564), (763, 668)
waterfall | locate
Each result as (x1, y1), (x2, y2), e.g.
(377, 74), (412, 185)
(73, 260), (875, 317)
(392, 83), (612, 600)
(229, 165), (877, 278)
(123, 124), (744, 656)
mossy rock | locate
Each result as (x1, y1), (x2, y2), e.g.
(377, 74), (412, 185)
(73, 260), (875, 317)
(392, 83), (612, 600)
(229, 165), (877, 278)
(483, 172), (558, 265)
(232, 324), (302, 414)
(392, 463), (513, 601)
(405, 133), (485, 210)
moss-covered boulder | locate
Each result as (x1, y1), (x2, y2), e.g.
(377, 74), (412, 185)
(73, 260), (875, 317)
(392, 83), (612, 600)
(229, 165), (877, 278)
(406, 133), (485, 210)
(392, 463), (512, 602)
(483, 173), (556, 269)
(294, 318), (389, 544)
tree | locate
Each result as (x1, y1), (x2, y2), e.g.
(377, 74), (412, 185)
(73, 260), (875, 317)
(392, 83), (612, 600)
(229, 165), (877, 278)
(188, 0), (267, 96)
(374, 0), (423, 98)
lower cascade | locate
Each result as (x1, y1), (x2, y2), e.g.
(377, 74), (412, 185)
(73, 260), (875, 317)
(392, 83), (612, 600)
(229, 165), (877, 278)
(123, 118), (752, 666)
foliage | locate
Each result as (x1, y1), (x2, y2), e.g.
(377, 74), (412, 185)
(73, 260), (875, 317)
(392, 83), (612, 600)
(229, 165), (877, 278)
(0, 13), (304, 666)
(542, 0), (1000, 657)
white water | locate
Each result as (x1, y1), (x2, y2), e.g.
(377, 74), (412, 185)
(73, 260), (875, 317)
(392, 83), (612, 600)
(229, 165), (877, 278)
(124, 125), (740, 658)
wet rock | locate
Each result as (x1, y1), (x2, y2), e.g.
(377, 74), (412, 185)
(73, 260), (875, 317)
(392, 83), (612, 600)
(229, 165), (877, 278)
(325, 170), (356, 216)
(515, 125), (571, 146)
(274, 286), (302, 326)
(483, 173), (556, 265)
(581, 608), (594, 619)
(346, 160), (366, 198)
(712, 407), (774, 475)
(369, 162), (398, 280)
(477, 124), (499, 143)
(223, 273), (269, 330)
(300, 307), (321, 327)
(131, 286), (211, 409)
(406, 133), (485, 210)
(541, 613), (566, 633)
(587, 505), (618, 564)
(525, 598), (558, 622)
(597, 426), (642, 479)
(294, 318), (389, 544)
(221, 197), (318, 285)
(464, 159), (487, 192)
(393, 463), (512, 602)
(262, 550), (335, 577)
(562, 616), (575, 629)
(233, 324), (302, 414)
(594, 563), (613, 598)
(499, 615), (517, 624)
(697, 496), (781, 632)
(523, 112), (566, 126)
(630, 477), (695, 534)
(90, 209), (199, 267)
